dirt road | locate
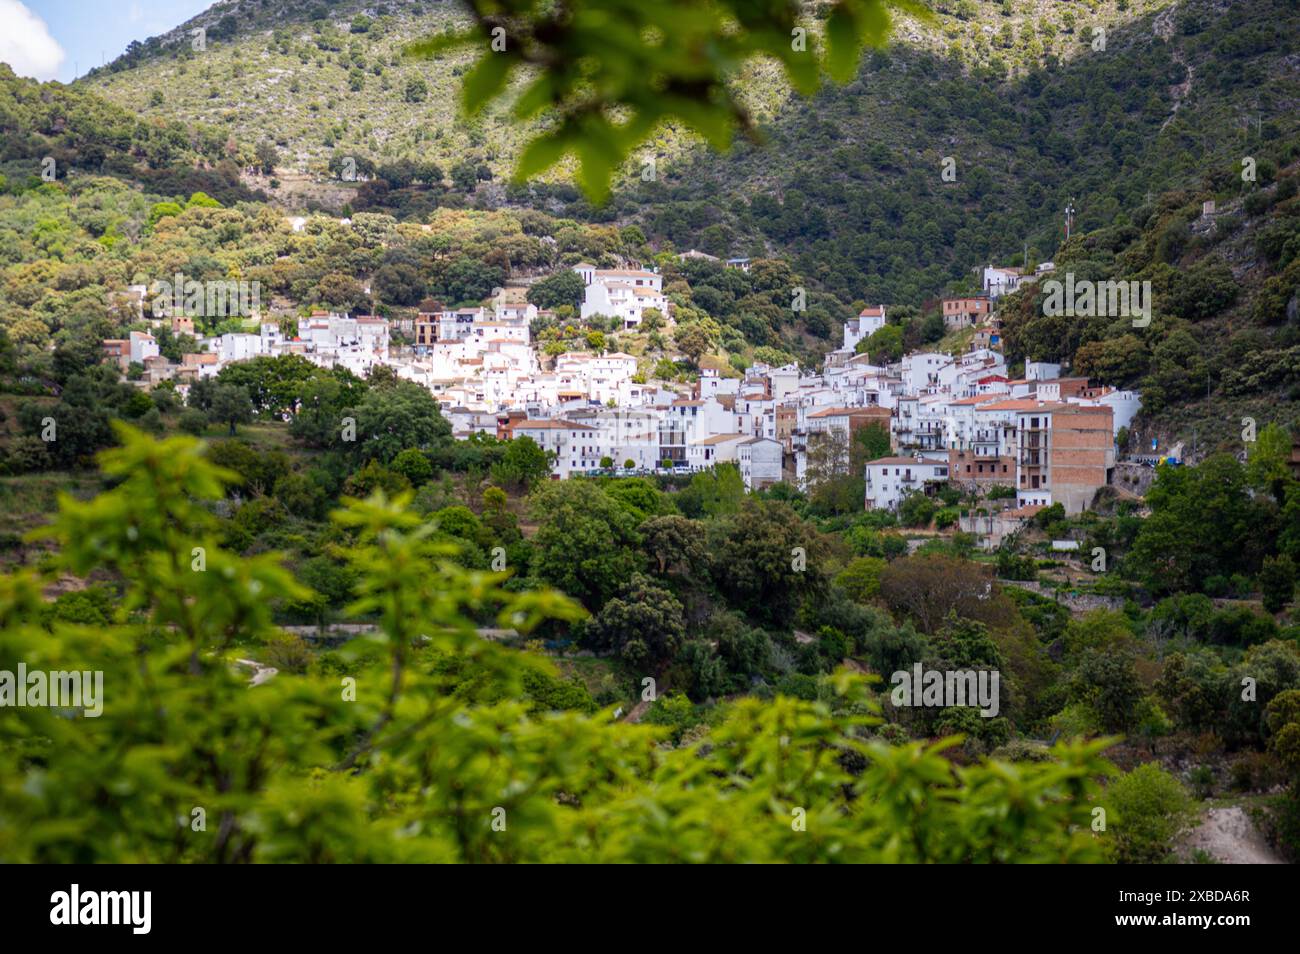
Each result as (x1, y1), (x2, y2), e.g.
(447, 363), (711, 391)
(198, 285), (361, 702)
(1182, 806), (1284, 864)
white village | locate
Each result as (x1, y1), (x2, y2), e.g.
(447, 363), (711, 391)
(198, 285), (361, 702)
(105, 256), (1140, 533)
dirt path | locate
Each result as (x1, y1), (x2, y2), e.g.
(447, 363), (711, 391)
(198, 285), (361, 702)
(1155, 4), (1195, 132)
(1182, 806), (1284, 864)
(234, 658), (278, 686)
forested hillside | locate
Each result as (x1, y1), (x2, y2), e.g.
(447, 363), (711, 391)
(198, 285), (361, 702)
(630, 0), (1300, 305)
(0, 66), (265, 206)
(995, 147), (1300, 456)
(82, 0), (1181, 205)
(81, 0), (1300, 306)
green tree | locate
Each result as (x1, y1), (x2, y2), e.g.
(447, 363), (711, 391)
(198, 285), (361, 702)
(1247, 423), (1294, 503)
(858, 323), (903, 361)
(344, 381), (452, 464)
(586, 573), (686, 672)
(806, 430), (859, 516)
(208, 383), (253, 435)
(480, 485), (521, 544)
(929, 613), (1003, 670)
(1260, 555), (1296, 614)
(676, 463), (744, 518)
(708, 497), (822, 628)
(290, 372), (359, 448)
(603, 477), (671, 522)
(291, 555), (359, 628)
(274, 473), (326, 520)
(1266, 690), (1300, 777)
(1070, 649), (1145, 733)
(255, 140), (279, 174)
(898, 491), (937, 528)
(1102, 764), (1192, 864)
(674, 322), (714, 364)
(836, 556), (886, 603)
(491, 435), (552, 489)
(527, 270), (585, 310)
(391, 448), (434, 486)
(642, 515), (709, 582)
(529, 480), (640, 610)
(1128, 455), (1275, 595)
(851, 423), (892, 471)
(343, 460), (411, 499)
(404, 76), (428, 102)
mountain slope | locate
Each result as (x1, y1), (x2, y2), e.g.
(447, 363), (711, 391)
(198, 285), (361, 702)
(81, 0), (1191, 198)
(622, 0), (1300, 305)
(80, 1), (1300, 301)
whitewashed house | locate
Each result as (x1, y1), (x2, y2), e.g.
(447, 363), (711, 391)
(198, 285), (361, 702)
(574, 265), (668, 329)
(864, 455), (949, 511)
(738, 437), (783, 490)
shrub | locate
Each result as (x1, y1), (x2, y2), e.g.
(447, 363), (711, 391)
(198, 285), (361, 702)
(263, 634), (312, 674)
(1103, 764), (1193, 864)
(178, 408), (208, 435)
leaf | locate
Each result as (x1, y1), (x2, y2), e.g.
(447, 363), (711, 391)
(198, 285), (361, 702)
(664, 98), (734, 152)
(825, 6), (863, 84)
(402, 31), (476, 60)
(461, 51), (514, 116)
(857, 0), (895, 47)
(888, 0), (937, 27)
(512, 75), (555, 120)
(514, 129), (571, 183)
(573, 119), (623, 204)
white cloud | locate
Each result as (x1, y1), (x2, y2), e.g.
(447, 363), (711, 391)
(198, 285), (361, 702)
(0, 0), (66, 81)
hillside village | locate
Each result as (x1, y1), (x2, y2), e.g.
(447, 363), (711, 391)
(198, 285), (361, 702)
(103, 253), (1142, 538)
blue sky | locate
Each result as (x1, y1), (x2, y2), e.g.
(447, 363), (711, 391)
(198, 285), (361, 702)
(2, 0), (208, 83)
